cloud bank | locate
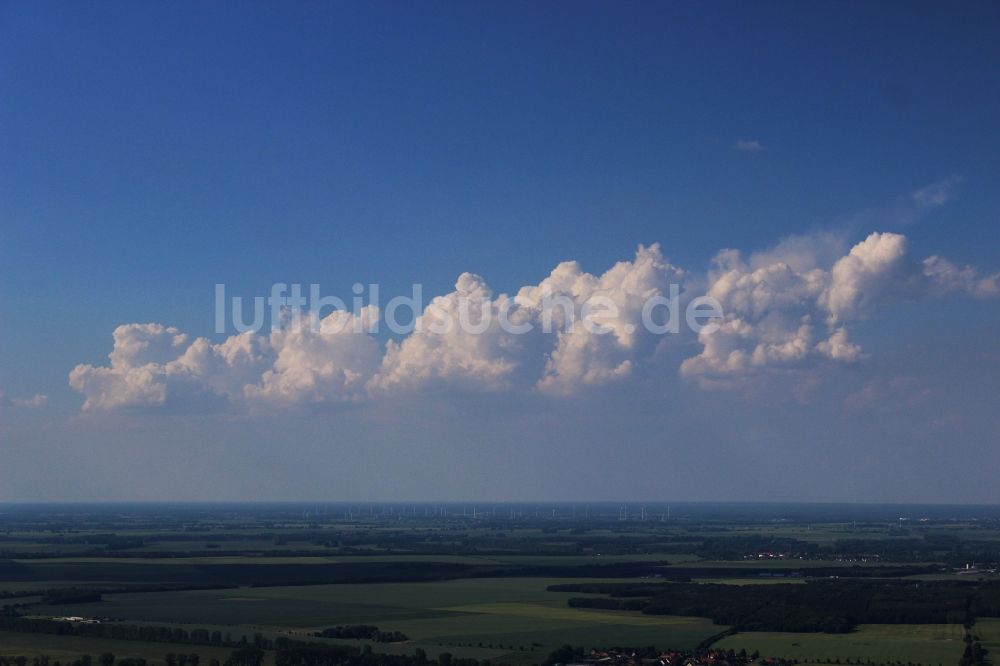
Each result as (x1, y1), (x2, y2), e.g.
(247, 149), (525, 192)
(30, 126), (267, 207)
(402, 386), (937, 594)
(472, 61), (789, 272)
(69, 233), (998, 411)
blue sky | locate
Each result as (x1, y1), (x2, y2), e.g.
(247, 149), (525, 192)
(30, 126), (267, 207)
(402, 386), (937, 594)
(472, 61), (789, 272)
(1, 1), (999, 502)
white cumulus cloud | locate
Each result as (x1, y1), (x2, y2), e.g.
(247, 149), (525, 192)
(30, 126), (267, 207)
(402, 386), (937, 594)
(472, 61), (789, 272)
(245, 308), (381, 406)
(69, 235), (998, 409)
(516, 244), (685, 394)
(69, 323), (271, 411)
(369, 273), (531, 393)
(681, 230), (999, 388)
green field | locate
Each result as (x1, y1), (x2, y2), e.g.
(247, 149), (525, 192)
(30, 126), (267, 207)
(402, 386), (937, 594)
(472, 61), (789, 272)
(715, 624), (965, 665)
(669, 559), (919, 569)
(0, 631), (238, 663)
(975, 618), (1000, 661)
(7, 552), (694, 570)
(26, 577), (720, 656)
(689, 577), (807, 585)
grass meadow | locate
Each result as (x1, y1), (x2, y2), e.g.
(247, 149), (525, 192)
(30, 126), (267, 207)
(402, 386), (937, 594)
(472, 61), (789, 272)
(0, 631), (238, 663)
(974, 618), (1000, 661)
(715, 624), (966, 666)
(21, 578), (720, 660)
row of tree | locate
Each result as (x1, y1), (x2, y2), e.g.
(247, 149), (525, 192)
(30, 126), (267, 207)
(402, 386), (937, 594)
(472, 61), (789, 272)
(313, 624), (409, 642)
(0, 653), (257, 666)
(552, 580), (1000, 632)
(0, 647), (484, 666)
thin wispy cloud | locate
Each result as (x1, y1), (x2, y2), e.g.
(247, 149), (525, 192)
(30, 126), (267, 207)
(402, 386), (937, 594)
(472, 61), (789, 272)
(0, 392), (48, 409)
(911, 174), (961, 209)
(845, 175), (962, 232)
(734, 139), (764, 152)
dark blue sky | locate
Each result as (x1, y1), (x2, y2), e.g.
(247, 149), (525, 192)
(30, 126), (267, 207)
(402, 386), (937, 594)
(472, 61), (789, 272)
(1, 1), (999, 502)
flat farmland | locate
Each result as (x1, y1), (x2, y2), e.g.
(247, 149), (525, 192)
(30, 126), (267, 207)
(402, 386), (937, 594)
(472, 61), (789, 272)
(2, 557), (500, 588)
(715, 624), (965, 665)
(30, 577), (721, 652)
(689, 577), (806, 585)
(667, 559), (919, 569)
(0, 631), (238, 663)
(975, 618), (1000, 658)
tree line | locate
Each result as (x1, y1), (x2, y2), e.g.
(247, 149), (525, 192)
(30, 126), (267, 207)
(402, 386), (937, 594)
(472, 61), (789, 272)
(550, 580), (1000, 633)
(313, 625), (409, 642)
